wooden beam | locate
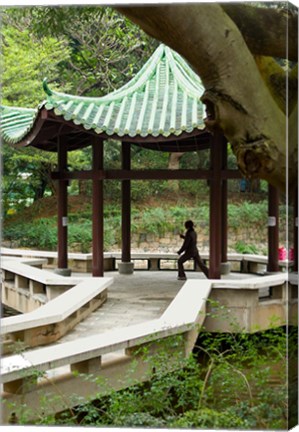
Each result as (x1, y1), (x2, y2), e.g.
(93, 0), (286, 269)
(37, 111), (210, 144)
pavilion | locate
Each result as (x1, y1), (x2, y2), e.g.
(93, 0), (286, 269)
(1, 44), (290, 278)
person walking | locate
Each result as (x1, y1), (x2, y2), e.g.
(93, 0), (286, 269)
(177, 220), (209, 280)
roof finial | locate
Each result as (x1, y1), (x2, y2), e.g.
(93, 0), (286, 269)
(43, 78), (53, 96)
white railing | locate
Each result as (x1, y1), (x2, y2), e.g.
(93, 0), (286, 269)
(1, 280), (211, 384)
(1, 279), (212, 422)
(1, 257), (113, 353)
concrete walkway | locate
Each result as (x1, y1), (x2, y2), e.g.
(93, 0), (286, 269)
(57, 270), (255, 344)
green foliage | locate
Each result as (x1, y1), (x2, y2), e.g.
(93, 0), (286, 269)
(3, 216), (117, 252)
(234, 241), (259, 254)
(1, 144), (57, 215)
(172, 406), (247, 428)
(2, 7), (157, 98)
(1, 25), (71, 107)
(1, 7), (157, 213)
(3, 199), (272, 252)
(74, 327), (288, 429)
(3, 218), (57, 250)
(228, 200), (268, 229)
(1, 20), (73, 213)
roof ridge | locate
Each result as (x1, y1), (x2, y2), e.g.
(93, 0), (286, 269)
(44, 44), (165, 105)
(43, 44), (203, 104)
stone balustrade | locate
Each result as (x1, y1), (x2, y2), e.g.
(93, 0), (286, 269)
(1, 281), (211, 423)
(1, 272), (296, 423)
(1, 276), (113, 354)
(1, 258), (90, 313)
(205, 273), (297, 333)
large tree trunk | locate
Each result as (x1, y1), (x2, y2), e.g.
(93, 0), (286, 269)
(116, 4), (298, 193)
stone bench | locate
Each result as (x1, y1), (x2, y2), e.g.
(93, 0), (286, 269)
(114, 252), (290, 274)
(1, 248), (292, 275)
(1, 247), (95, 272)
(1, 277), (113, 353)
(239, 254), (292, 273)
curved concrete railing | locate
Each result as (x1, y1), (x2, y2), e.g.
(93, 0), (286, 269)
(0, 278), (212, 423)
(1, 257), (113, 353)
(1, 271), (296, 423)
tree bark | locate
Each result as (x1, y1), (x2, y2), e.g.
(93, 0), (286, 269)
(116, 4), (298, 192)
(221, 4), (297, 62)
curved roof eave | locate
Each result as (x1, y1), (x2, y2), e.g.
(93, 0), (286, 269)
(0, 106), (39, 146)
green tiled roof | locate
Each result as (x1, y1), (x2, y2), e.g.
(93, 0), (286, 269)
(1, 44), (205, 145)
(0, 106), (38, 145)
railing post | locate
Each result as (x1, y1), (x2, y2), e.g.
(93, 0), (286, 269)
(71, 357), (102, 374)
(4, 376), (37, 394)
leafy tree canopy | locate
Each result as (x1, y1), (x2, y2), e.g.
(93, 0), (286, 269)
(1, 6), (158, 214)
(2, 6), (158, 97)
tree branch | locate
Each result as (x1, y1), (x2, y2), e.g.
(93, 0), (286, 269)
(221, 3), (298, 61)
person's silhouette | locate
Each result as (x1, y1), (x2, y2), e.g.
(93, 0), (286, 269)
(177, 220), (209, 280)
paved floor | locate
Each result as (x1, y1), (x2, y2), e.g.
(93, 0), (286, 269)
(57, 270), (254, 344)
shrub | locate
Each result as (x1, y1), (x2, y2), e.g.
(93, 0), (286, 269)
(234, 241), (259, 254)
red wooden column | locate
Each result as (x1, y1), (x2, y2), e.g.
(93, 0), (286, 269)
(209, 132), (225, 279)
(92, 138), (104, 276)
(293, 187), (298, 272)
(120, 142), (133, 274)
(267, 183), (280, 272)
(221, 139), (230, 274)
(56, 141), (71, 276)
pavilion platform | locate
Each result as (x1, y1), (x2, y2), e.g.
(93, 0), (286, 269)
(57, 269), (264, 344)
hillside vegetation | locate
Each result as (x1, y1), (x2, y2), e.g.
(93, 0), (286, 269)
(3, 192), (287, 255)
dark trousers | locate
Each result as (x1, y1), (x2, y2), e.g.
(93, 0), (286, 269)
(178, 251), (209, 278)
